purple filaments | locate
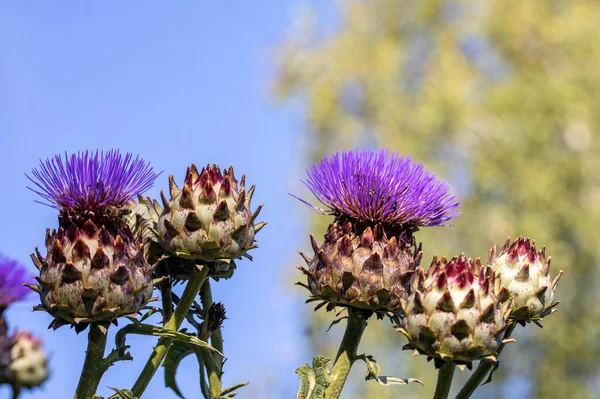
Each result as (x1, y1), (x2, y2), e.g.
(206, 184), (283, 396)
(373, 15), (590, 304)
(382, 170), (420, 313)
(27, 150), (159, 212)
(299, 149), (460, 227)
(0, 255), (30, 309)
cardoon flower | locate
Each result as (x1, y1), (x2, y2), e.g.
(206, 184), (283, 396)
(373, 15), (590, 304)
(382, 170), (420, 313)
(297, 149), (459, 315)
(152, 163), (265, 279)
(298, 149), (459, 229)
(398, 255), (510, 367)
(27, 150), (157, 214)
(27, 150), (158, 330)
(0, 255), (30, 314)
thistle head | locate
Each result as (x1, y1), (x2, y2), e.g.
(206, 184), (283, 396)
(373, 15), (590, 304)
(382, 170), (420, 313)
(297, 149), (459, 233)
(0, 255), (30, 313)
(27, 150), (159, 214)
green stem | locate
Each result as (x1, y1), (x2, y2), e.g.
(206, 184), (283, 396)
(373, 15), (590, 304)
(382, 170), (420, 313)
(131, 266), (209, 398)
(323, 310), (368, 399)
(192, 346), (211, 399)
(11, 385), (21, 399)
(433, 361), (456, 399)
(454, 323), (517, 399)
(74, 322), (109, 399)
(199, 279), (223, 398)
(159, 277), (173, 326)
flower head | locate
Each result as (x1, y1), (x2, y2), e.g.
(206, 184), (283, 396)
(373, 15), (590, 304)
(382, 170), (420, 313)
(0, 255), (30, 310)
(298, 149), (459, 228)
(27, 150), (159, 212)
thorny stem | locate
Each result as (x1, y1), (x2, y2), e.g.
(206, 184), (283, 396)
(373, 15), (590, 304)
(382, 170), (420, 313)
(199, 279), (223, 398)
(455, 323), (518, 399)
(323, 309), (368, 399)
(74, 322), (109, 399)
(433, 361), (456, 399)
(131, 265), (209, 398)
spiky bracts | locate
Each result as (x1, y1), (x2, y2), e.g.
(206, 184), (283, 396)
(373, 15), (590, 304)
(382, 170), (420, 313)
(299, 149), (459, 228)
(27, 150), (157, 329)
(0, 255), (30, 313)
(299, 216), (422, 314)
(489, 237), (562, 323)
(8, 331), (49, 390)
(157, 164), (265, 268)
(398, 255), (510, 366)
(27, 150), (158, 212)
(29, 219), (154, 329)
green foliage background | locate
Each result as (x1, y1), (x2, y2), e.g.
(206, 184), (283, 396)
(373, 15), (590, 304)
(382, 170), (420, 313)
(276, 1), (599, 398)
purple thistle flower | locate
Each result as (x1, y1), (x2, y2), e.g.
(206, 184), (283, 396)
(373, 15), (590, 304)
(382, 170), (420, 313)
(297, 149), (460, 227)
(0, 255), (30, 311)
(27, 150), (159, 212)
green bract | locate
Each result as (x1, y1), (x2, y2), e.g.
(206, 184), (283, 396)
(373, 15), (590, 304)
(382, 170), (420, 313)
(156, 164), (265, 274)
(399, 255), (510, 366)
(299, 216), (422, 314)
(30, 216), (154, 329)
(489, 237), (562, 322)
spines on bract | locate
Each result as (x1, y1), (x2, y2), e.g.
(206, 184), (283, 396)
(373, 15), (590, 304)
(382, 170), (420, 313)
(298, 216), (422, 315)
(155, 163), (265, 278)
(29, 217), (154, 328)
(26, 150), (158, 329)
(398, 254), (510, 366)
(489, 237), (562, 323)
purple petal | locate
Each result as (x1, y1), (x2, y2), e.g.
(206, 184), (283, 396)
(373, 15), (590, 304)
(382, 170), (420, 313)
(0, 255), (31, 309)
(27, 150), (159, 212)
(298, 149), (460, 227)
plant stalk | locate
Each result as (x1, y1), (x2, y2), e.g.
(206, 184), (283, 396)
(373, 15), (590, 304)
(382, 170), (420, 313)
(192, 346), (211, 399)
(199, 279), (223, 398)
(74, 322), (110, 399)
(433, 361), (456, 399)
(159, 276), (174, 326)
(323, 310), (368, 399)
(454, 322), (517, 399)
(131, 265), (209, 397)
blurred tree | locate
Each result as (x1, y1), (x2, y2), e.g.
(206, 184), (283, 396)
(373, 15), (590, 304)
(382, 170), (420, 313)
(275, 1), (600, 398)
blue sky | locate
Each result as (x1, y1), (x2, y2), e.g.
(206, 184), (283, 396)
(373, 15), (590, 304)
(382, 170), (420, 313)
(0, 2), (320, 397)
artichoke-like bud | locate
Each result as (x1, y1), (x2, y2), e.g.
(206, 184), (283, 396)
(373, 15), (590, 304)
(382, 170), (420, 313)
(8, 331), (49, 390)
(398, 255), (510, 365)
(299, 216), (422, 314)
(157, 164), (265, 268)
(127, 196), (163, 248)
(27, 150), (158, 329)
(295, 149), (459, 316)
(489, 237), (562, 322)
(30, 218), (153, 328)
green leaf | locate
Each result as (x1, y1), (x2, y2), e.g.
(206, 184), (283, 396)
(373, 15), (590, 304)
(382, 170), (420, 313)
(357, 354), (423, 387)
(138, 306), (162, 323)
(296, 356), (331, 399)
(326, 316), (347, 332)
(101, 345), (133, 372)
(108, 387), (139, 399)
(114, 323), (224, 358)
(218, 382), (249, 397)
(163, 341), (195, 398)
